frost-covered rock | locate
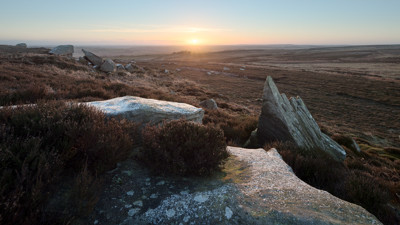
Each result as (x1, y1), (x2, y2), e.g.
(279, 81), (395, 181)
(82, 49), (103, 66)
(257, 76), (346, 161)
(85, 96), (204, 124)
(49, 45), (74, 56)
(88, 147), (381, 225)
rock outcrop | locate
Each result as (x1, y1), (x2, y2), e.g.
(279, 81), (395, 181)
(125, 63), (136, 72)
(199, 99), (218, 110)
(16, 43), (27, 48)
(85, 96), (204, 124)
(257, 76), (346, 161)
(82, 49), (103, 66)
(87, 147), (381, 225)
(100, 59), (116, 72)
(49, 45), (74, 56)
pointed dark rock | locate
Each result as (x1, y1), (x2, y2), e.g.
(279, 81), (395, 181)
(257, 76), (346, 161)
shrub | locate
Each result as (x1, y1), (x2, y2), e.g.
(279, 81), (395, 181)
(141, 119), (228, 176)
(203, 109), (258, 146)
(0, 102), (138, 224)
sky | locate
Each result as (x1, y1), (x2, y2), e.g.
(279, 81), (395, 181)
(0, 0), (399, 46)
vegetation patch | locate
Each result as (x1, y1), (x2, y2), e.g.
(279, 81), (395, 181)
(141, 119), (229, 176)
(0, 102), (138, 224)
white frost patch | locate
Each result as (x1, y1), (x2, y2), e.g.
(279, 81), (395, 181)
(225, 207), (233, 219)
(166, 209), (175, 218)
(194, 194), (209, 203)
(183, 216), (190, 222)
(126, 191), (134, 196)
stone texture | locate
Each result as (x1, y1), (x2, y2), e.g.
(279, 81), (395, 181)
(82, 49), (103, 66)
(116, 64), (125, 71)
(86, 147), (381, 225)
(49, 45), (74, 56)
(257, 76), (346, 161)
(199, 99), (218, 110)
(85, 96), (204, 124)
(100, 59), (116, 72)
(125, 63), (136, 72)
(16, 43), (27, 48)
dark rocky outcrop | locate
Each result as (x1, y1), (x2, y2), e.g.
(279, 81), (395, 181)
(256, 76), (346, 161)
(49, 45), (74, 56)
(82, 49), (103, 66)
(199, 99), (218, 110)
(100, 58), (116, 72)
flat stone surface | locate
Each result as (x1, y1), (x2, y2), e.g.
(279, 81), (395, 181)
(86, 147), (380, 225)
(85, 96), (204, 124)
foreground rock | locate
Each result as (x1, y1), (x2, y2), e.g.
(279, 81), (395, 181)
(49, 45), (74, 56)
(199, 99), (218, 110)
(257, 76), (346, 161)
(82, 49), (103, 66)
(87, 147), (380, 225)
(100, 59), (116, 72)
(85, 96), (204, 124)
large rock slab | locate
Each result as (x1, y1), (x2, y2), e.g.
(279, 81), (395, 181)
(86, 147), (381, 225)
(85, 96), (204, 124)
(82, 49), (103, 66)
(49, 45), (74, 56)
(257, 76), (346, 161)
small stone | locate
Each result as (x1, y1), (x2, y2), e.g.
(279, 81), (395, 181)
(127, 191), (134, 196)
(125, 204), (132, 208)
(128, 208), (140, 217)
(94, 220), (99, 224)
(166, 209), (175, 218)
(225, 207), (233, 219)
(180, 191), (189, 195)
(194, 194), (208, 203)
(150, 193), (158, 199)
(133, 200), (143, 207)
(183, 216), (190, 222)
(156, 181), (165, 185)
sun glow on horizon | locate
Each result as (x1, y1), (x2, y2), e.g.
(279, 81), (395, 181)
(190, 39), (199, 45)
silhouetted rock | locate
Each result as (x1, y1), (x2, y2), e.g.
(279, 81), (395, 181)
(86, 147), (380, 225)
(199, 99), (218, 110)
(15, 43), (27, 48)
(82, 49), (103, 66)
(85, 96), (204, 124)
(100, 59), (116, 72)
(257, 76), (346, 161)
(49, 45), (74, 56)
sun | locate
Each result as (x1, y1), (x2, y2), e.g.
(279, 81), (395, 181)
(190, 39), (199, 45)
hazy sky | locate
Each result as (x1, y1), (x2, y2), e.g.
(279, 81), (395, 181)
(1, 0), (399, 45)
